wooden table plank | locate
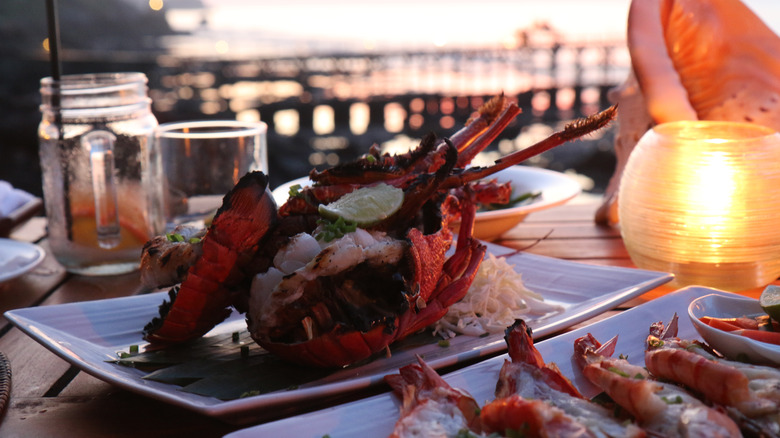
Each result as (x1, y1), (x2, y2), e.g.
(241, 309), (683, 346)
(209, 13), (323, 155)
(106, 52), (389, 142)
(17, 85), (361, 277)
(500, 222), (620, 240)
(0, 330), (72, 398)
(2, 394), (234, 438)
(497, 236), (629, 260)
(0, 242), (68, 326)
(8, 217), (46, 244)
(525, 199), (602, 222)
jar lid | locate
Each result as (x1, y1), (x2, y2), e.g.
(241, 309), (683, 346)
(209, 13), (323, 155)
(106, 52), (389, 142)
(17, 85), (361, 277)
(40, 72), (150, 110)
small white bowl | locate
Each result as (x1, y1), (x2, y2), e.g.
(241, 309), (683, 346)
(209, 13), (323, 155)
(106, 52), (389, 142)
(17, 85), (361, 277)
(688, 293), (780, 365)
(458, 166), (581, 240)
(271, 166), (581, 241)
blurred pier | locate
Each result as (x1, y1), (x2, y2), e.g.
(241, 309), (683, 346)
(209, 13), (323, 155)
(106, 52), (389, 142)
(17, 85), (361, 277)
(2, 35), (629, 196)
(150, 37), (628, 188)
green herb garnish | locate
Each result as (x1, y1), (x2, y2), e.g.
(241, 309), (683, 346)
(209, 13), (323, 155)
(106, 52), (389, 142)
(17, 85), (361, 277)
(315, 217), (357, 242)
(288, 184), (303, 198)
(647, 338), (664, 349)
(118, 344), (140, 359)
(478, 191), (541, 212)
(165, 233), (201, 244)
(166, 233), (184, 242)
(661, 395), (683, 405)
(607, 366), (630, 378)
(438, 340), (450, 348)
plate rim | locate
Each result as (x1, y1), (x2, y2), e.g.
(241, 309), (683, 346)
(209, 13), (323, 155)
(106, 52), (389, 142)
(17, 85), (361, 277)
(4, 244), (672, 423)
(0, 238), (45, 282)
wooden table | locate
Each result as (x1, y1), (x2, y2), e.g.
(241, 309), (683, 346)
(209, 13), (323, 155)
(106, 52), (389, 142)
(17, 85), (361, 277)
(0, 197), (767, 437)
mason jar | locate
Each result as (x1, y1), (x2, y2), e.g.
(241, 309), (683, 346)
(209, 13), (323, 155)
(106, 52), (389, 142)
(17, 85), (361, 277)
(39, 72), (164, 275)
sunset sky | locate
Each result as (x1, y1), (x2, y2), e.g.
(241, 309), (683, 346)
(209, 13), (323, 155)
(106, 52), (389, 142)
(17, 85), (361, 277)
(162, 0), (780, 57)
(195, 0), (779, 43)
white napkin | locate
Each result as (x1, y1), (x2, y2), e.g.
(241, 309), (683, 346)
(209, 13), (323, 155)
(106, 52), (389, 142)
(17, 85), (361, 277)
(0, 181), (35, 217)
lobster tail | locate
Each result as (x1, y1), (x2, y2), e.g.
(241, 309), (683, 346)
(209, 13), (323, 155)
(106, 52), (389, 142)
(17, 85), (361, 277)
(143, 171), (279, 344)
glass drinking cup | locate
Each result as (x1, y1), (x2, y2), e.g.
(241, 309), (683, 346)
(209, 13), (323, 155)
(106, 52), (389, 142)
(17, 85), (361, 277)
(39, 72), (164, 275)
(155, 120), (268, 230)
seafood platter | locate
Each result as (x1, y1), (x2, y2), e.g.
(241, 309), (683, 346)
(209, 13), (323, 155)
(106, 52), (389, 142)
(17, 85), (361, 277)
(5, 95), (674, 423)
(228, 287), (780, 438)
(7, 0), (780, 433)
(3, 68), (779, 437)
(7, 74), (779, 435)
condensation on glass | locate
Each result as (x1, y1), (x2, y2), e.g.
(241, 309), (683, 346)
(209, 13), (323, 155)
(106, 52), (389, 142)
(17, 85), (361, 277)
(39, 72), (164, 275)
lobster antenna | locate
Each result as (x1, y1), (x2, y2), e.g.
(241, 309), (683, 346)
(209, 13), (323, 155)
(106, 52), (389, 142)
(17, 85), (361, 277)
(560, 104), (618, 141)
(445, 104), (618, 186)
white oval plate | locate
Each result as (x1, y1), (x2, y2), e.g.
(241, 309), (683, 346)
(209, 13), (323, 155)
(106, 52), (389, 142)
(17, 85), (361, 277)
(227, 286), (727, 437)
(0, 238), (45, 282)
(5, 242), (672, 424)
(271, 166), (581, 241)
(689, 293), (780, 365)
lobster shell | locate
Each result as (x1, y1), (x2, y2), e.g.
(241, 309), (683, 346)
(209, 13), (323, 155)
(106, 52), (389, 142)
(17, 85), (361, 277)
(143, 172), (278, 344)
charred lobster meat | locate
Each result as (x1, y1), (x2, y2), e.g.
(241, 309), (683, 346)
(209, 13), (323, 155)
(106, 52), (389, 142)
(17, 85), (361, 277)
(140, 95), (617, 368)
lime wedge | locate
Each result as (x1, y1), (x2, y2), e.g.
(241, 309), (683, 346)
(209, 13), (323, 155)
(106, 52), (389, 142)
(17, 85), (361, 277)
(759, 285), (780, 321)
(318, 183), (404, 226)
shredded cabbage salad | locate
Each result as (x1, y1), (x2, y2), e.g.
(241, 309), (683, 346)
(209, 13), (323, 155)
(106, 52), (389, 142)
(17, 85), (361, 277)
(433, 253), (564, 338)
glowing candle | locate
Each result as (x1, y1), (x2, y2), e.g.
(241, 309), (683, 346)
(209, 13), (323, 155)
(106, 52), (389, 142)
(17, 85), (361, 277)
(619, 121), (780, 291)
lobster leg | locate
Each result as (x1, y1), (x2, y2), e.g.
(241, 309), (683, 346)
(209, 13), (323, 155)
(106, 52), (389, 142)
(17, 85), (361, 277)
(455, 101), (522, 168)
(309, 95), (512, 187)
(396, 190), (485, 339)
(397, 239), (486, 339)
(443, 104), (618, 189)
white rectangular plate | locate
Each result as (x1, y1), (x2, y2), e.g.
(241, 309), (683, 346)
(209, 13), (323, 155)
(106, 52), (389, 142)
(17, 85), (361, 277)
(228, 286), (734, 437)
(5, 242), (671, 424)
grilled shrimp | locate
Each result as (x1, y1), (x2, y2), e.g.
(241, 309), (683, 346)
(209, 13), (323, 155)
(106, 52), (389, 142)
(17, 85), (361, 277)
(646, 314), (780, 437)
(140, 224), (206, 290)
(574, 332), (742, 438)
(482, 320), (645, 438)
(385, 355), (483, 438)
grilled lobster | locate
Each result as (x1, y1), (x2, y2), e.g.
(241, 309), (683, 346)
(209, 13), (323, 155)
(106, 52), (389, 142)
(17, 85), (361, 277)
(141, 95), (617, 367)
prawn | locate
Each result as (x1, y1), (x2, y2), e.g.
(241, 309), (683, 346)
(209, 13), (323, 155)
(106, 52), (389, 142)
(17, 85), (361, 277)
(646, 314), (780, 437)
(574, 331), (742, 437)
